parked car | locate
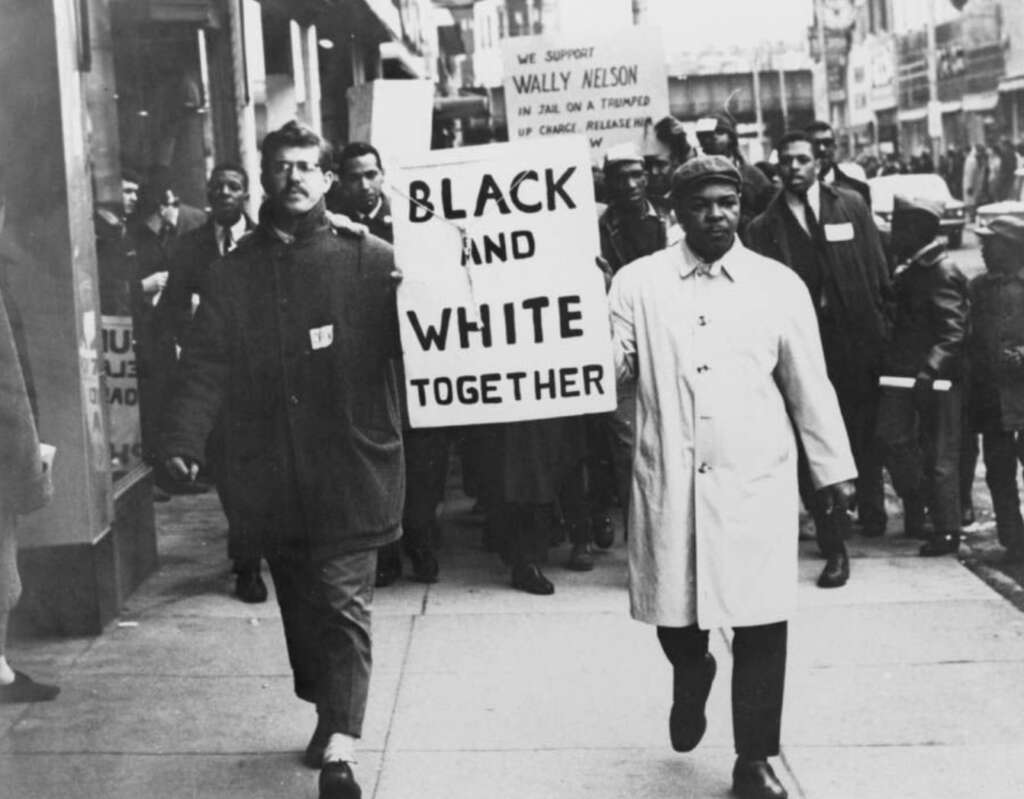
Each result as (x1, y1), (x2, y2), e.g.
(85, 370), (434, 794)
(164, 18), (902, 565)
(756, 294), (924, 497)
(868, 173), (967, 248)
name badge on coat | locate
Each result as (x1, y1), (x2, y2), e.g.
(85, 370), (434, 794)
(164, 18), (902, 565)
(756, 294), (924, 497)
(824, 222), (855, 242)
(309, 324), (334, 350)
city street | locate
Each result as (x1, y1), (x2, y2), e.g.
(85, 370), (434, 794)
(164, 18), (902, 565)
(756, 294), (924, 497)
(3, 456), (1024, 799)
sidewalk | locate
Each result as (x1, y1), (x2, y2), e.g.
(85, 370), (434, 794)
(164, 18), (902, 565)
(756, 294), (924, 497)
(3, 483), (1024, 799)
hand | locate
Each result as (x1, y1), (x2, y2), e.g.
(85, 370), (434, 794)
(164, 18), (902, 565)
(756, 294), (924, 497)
(165, 456), (199, 483)
(141, 271), (169, 294)
(389, 268), (403, 287)
(326, 211), (368, 238)
(819, 480), (856, 516)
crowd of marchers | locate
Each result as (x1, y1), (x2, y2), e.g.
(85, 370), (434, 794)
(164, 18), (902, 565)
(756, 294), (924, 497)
(6, 110), (1024, 799)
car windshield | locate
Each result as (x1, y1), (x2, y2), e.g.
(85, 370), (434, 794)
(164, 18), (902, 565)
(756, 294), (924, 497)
(869, 174), (952, 212)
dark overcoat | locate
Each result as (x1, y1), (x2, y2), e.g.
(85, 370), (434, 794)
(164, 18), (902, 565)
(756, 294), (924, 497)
(746, 183), (892, 399)
(161, 204), (404, 556)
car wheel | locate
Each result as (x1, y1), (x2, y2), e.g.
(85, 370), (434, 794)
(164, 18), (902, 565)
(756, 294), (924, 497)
(948, 230), (962, 249)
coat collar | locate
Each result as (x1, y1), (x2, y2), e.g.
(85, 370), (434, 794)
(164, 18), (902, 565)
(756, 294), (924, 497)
(258, 198), (329, 244)
(677, 237), (739, 281)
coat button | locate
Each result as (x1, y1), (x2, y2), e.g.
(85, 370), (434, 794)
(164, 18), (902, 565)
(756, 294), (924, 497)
(289, 394), (299, 406)
(698, 462), (711, 474)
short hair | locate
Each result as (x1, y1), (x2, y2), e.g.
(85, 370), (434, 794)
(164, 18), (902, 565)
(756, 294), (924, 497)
(805, 120), (834, 136)
(336, 142), (383, 172)
(776, 130), (815, 151)
(121, 166), (143, 185)
(210, 161), (249, 189)
(260, 121), (333, 171)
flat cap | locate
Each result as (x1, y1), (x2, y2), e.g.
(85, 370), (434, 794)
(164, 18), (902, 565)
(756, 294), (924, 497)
(603, 142), (644, 170)
(975, 215), (1024, 248)
(670, 155), (742, 198)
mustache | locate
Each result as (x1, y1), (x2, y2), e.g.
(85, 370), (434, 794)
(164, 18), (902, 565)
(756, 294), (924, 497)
(283, 181), (307, 195)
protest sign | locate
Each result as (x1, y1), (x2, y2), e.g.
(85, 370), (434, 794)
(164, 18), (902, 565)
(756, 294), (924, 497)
(392, 137), (615, 428)
(501, 26), (669, 160)
(101, 315), (142, 474)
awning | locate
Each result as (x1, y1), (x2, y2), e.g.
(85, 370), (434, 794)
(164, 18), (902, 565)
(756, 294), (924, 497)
(1000, 75), (1024, 94)
(962, 92), (999, 112)
(898, 107), (928, 122)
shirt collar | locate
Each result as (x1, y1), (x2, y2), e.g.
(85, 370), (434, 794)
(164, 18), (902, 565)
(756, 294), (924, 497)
(215, 216), (248, 251)
(678, 237), (738, 281)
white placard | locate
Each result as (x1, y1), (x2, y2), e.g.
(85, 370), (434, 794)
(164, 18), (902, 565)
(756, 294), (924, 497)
(392, 137), (616, 427)
(501, 26), (669, 161)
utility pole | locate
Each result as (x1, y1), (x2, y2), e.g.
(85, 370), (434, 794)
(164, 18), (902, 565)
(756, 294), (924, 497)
(752, 47), (765, 161)
(813, 0), (829, 123)
(925, 0), (943, 157)
(778, 59), (789, 132)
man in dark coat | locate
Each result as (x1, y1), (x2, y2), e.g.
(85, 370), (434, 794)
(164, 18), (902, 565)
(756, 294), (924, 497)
(162, 121), (402, 799)
(967, 216), (1024, 563)
(875, 196), (968, 556)
(695, 111), (775, 235)
(747, 131), (892, 589)
(155, 163), (264, 601)
(806, 120), (872, 208)
(326, 141), (442, 588)
(325, 142), (393, 242)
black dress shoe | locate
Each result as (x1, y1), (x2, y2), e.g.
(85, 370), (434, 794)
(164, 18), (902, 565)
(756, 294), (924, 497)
(732, 758), (788, 799)
(375, 544), (402, 587)
(234, 568), (268, 603)
(919, 533), (959, 557)
(816, 549), (849, 588)
(319, 760), (361, 799)
(511, 563), (554, 595)
(406, 547), (439, 583)
(565, 542), (595, 571)
(592, 514), (615, 549)
(669, 653), (716, 752)
(0, 671), (60, 704)
(304, 716), (330, 769)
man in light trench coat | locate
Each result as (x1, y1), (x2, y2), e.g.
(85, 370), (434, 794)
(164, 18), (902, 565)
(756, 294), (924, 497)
(608, 156), (857, 799)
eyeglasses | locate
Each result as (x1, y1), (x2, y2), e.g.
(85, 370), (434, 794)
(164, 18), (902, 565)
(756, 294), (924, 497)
(269, 160), (322, 176)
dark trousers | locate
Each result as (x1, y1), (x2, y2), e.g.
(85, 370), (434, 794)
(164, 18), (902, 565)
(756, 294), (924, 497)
(402, 427), (449, 550)
(267, 548), (376, 737)
(960, 430), (979, 516)
(798, 388), (884, 535)
(875, 386), (961, 533)
(982, 430), (1024, 551)
(839, 388), (886, 530)
(657, 622), (787, 759)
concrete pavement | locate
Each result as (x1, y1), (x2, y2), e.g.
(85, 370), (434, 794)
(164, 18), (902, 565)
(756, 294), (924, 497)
(2, 482), (1024, 799)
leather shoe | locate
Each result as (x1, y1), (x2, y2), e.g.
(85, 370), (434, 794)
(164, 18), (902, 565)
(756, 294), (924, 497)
(669, 653), (716, 752)
(319, 760), (361, 799)
(816, 550), (849, 588)
(304, 716), (330, 769)
(0, 671), (60, 704)
(375, 544), (402, 587)
(234, 568), (268, 603)
(592, 514), (615, 549)
(406, 547), (439, 583)
(511, 563), (554, 595)
(565, 542), (595, 571)
(732, 758), (788, 799)
(919, 533), (959, 557)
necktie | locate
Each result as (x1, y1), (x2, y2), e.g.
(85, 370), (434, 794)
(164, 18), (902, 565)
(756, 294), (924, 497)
(222, 225), (234, 255)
